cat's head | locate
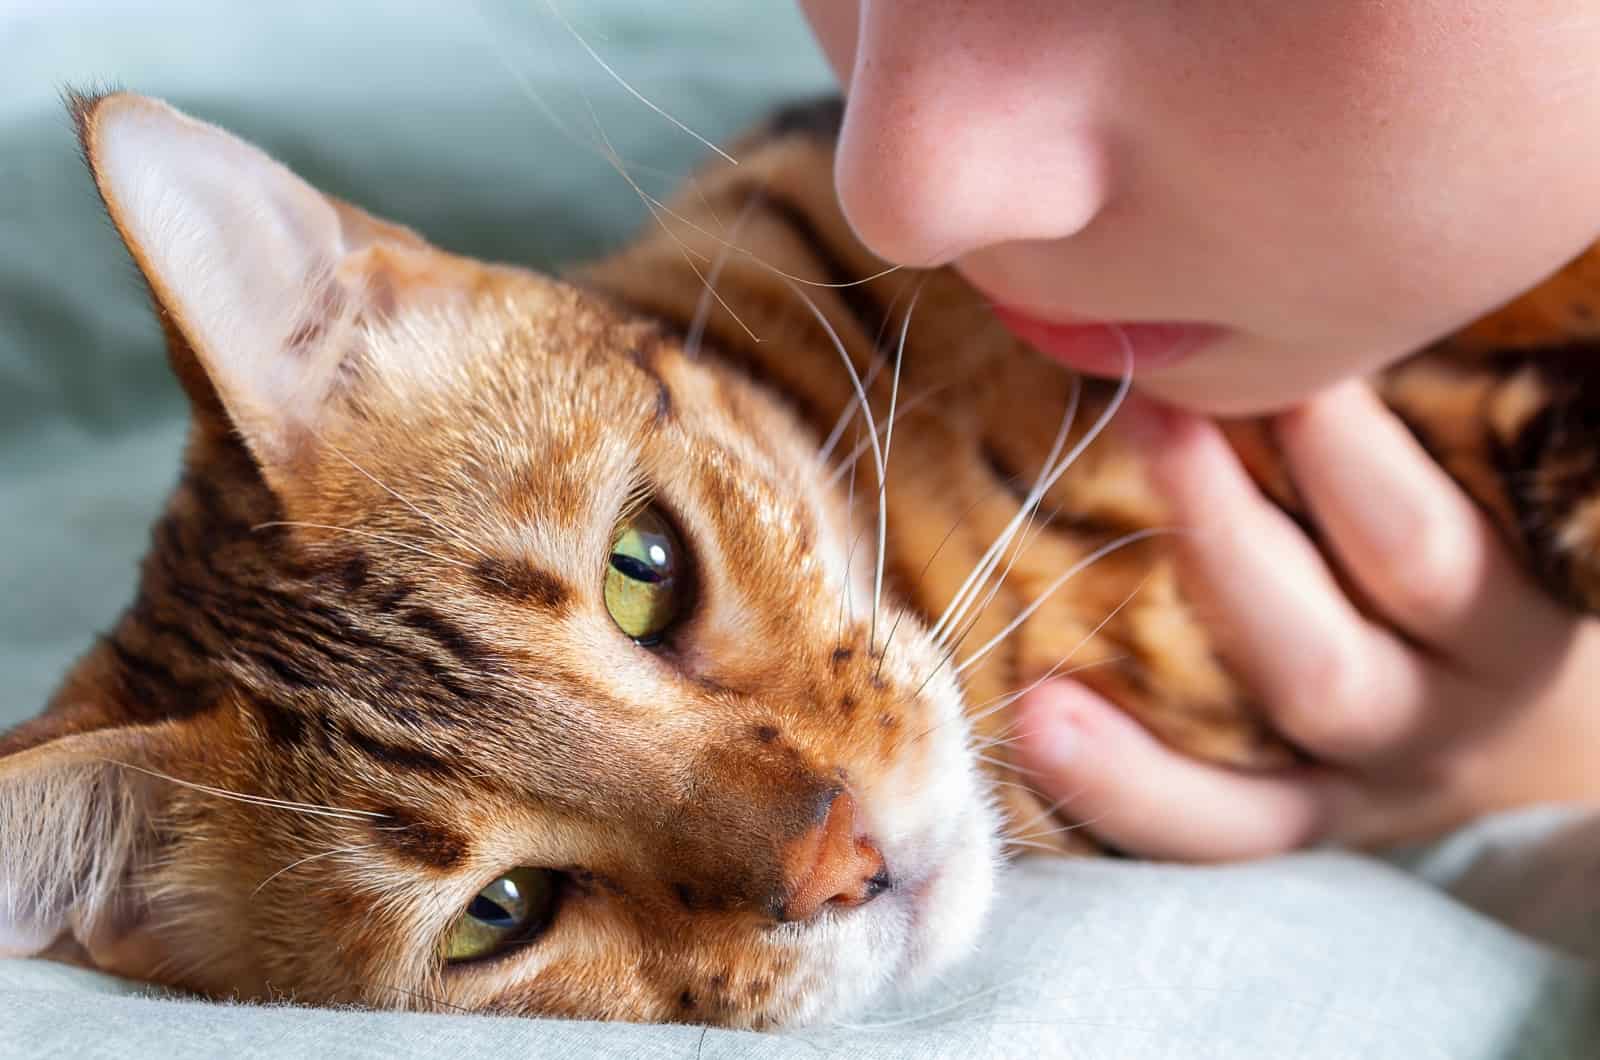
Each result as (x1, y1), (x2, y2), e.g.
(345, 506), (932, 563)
(0, 94), (998, 1027)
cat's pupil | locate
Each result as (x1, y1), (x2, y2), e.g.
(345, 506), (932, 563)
(468, 894), (514, 927)
(610, 553), (661, 583)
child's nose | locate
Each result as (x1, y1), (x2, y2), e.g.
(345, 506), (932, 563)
(828, 5), (1111, 269)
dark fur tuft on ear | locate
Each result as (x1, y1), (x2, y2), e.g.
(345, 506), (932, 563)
(62, 83), (123, 157)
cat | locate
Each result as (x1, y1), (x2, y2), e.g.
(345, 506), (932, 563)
(2, 91), (1597, 1030)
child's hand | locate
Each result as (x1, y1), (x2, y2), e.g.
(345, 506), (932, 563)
(1012, 381), (1600, 860)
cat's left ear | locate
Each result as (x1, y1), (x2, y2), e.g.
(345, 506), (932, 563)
(72, 91), (477, 473)
(0, 708), (186, 974)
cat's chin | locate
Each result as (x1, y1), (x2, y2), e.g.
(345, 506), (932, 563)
(887, 796), (1000, 990)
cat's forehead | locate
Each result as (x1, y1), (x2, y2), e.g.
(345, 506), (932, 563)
(320, 273), (815, 513)
(280, 272), (845, 635)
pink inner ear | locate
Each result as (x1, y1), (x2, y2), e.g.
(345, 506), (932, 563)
(81, 94), (437, 467)
(0, 729), (167, 964)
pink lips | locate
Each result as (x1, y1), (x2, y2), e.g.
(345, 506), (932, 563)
(992, 305), (1221, 377)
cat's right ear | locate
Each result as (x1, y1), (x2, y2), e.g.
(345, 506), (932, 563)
(70, 91), (475, 480)
(0, 708), (186, 972)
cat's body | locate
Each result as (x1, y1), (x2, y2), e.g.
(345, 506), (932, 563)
(586, 98), (1600, 838)
(1, 93), (1597, 1029)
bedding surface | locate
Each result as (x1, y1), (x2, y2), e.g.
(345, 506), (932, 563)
(2, 3), (1598, 1057)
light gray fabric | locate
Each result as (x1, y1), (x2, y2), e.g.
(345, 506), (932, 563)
(3, 3), (1599, 1058)
(4, 847), (1599, 1059)
(1398, 805), (1600, 964)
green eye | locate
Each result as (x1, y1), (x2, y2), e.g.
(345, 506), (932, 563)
(604, 506), (682, 644)
(441, 867), (558, 964)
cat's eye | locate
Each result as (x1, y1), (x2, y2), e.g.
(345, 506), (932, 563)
(604, 506), (682, 644)
(441, 867), (559, 964)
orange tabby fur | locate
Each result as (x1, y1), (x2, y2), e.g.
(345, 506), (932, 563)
(4, 94), (1599, 1029)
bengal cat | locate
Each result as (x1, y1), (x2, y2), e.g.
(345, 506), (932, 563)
(2, 93), (1596, 1029)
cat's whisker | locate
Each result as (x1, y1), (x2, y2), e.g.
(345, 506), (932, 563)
(902, 498), (1072, 709)
(902, 515), (1154, 712)
(964, 655), (1129, 729)
(678, 196), (905, 288)
(969, 732), (1029, 753)
(984, 776), (1043, 795)
(251, 844), (375, 897)
(937, 396), (1131, 675)
(909, 652), (1121, 750)
(933, 351), (1136, 676)
(814, 279), (920, 467)
(605, 169), (905, 290)
(937, 450), (1089, 661)
(842, 527), (867, 637)
(959, 575), (1152, 731)
(816, 354), (888, 468)
(366, 980), (478, 1016)
(871, 285), (918, 659)
(585, 114), (763, 344)
(932, 331), (1135, 649)
(1005, 809), (1113, 854)
(685, 195), (762, 359)
(1006, 784), (1092, 839)
(1000, 837), (1055, 853)
(92, 758), (384, 822)
(928, 378), (1080, 645)
(544, 0), (737, 165)
(689, 174), (728, 235)
(956, 529), (1169, 677)
(928, 382), (1080, 649)
(471, 3), (624, 165)
(471, 0), (698, 188)
(1002, 835), (1080, 854)
(929, 497), (1064, 685)
(1010, 809), (1109, 846)
(252, 521), (478, 572)
(782, 277), (889, 652)
(880, 483), (1029, 703)
(837, 459), (861, 646)
(823, 382), (949, 491)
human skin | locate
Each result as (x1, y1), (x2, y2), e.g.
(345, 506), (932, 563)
(801, 0), (1600, 415)
(800, 0), (1600, 857)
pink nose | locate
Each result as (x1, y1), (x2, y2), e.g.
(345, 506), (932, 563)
(778, 789), (889, 922)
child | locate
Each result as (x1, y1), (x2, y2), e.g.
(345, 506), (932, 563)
(798, 0), (1600, 860)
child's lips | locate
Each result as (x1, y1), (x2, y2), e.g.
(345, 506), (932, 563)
(991, 304), (1223, 377)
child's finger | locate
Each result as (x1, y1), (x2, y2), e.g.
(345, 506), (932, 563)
(1273, 381), (1571, 676)
(1010, 680), (1338, 860)
(1122, 396), (1430, 762)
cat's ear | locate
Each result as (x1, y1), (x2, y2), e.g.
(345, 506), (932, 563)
(72, 91), (471, 471)
(0, 710), (183, 971)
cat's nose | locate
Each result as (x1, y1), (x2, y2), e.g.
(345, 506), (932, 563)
(777, 789), (889, 922)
